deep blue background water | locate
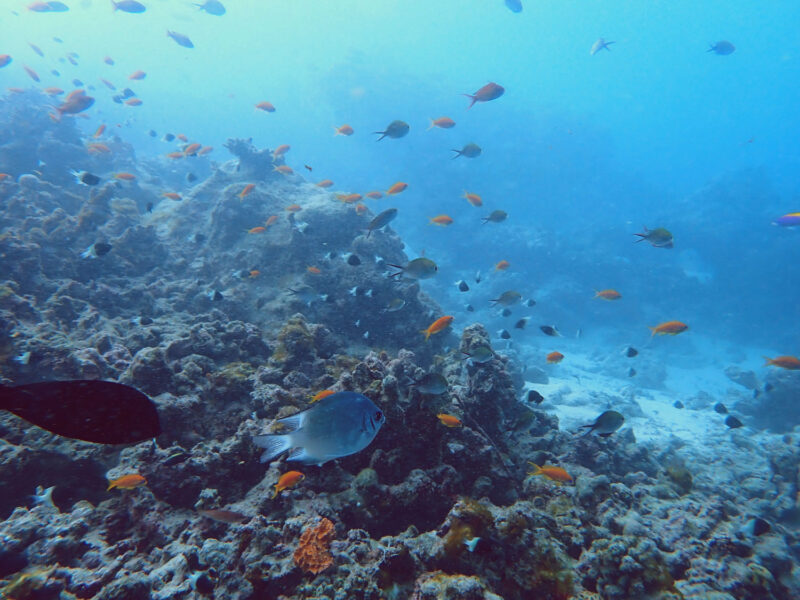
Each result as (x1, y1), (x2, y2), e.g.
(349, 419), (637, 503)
(2, 0), (799, 351)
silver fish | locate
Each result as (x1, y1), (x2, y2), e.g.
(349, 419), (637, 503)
(253, 391), (385, 465)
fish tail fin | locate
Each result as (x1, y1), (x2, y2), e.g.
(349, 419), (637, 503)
(451, 149), (461, 159)
(763, 356), (775, 366)
(374, 132), (386, 141)
(427, 119), (434, 130)
(527, 462), (542, 476)
(333, 126), (341, 136)
(271, 486), (278, 499)
(421, 329), (430, 341)
(462, 94), (477, 109)
(111, 0), (118, 10)
(579, 425), (594, 436)
(253, 434), (292, 464)
(648, 327), (656, 336)
(707, 44), (714, 52)
(633, 233), (646, 242)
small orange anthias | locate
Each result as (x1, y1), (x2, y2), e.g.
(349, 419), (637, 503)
(273, 471), (305, 499)
(528, 462), (573, 485)
(546, 351), (564, 364)
(421, 316), (454, 341)
(107, 474), (147, 491)
(649, 320), (688, 336)
(436, 414), (462, 428)
(764, 356), (800, 370)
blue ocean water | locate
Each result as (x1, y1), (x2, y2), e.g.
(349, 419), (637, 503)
(2, 1), (800, 598)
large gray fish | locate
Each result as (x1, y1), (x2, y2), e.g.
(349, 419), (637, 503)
(253, 391), (385, 465)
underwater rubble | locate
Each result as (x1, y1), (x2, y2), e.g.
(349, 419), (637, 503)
(1, 98), (800, 599)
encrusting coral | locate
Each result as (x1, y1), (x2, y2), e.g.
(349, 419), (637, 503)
(294, 517), (336, 575)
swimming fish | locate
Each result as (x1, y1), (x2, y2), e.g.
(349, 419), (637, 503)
(580, 410), (624, 437)
(546, 351), (564, 364)
(590, 38), (615, 55)
(634, 226), (673, 248)
(527, 390), (544, 404)
(195, 0), (225, 15)
(725, 416), (743, 429)
(80, 242), (112, 258)
(490, 291), (522, 306)
(528, 462), (572, 484)
(428, 116), (455, 130)
(334, 124), (354, 136)
(387, 257), (438, 280)
(310, 390), (335, 403)
(255, 101), (275, 112)
(499, 329), (511, 339)
(624, 346), (638, 357)
(239, 183), (255, 198)
(437, 414), (462, 428)
(345, 253), (361, 266)
(107, 474), (146, 491)
(464, 82), (504, 109)
(456, 280), (469, 292)
(494, 260), (510, 271)
(273, 470), (305, 498)
(463, 191), (482, 206)
(253, 391), (385, 465)
(316, 179), (334, 188)
(463, 345), (494, 364)
(713, 402), (728, 415)
(505, 0), (523, 13)
(0, 55), (11, 68)
(166, 30), (194, 47)
(72, 170), (100, 186)
(673, 400), (684, 409)
(199, 509), (247, 524)
(422, 316), (454, 341)
(764, 356), (800, 370)
(451, 142), (481, 159)
(649, 321), (688, 336)
(594, 289), (621, 300)
(382, 298), (406, 313)
(430, 215), (454, 226)
(55, 89), (94, 117)
(412, 373), (448, 395)
(387, 182), (408, 195)
(366, 208), (397, 237)
(365, 191), (383, 199)
(514, 318), (528, 329)
(482, 210), (507, 224)
(374, 120), (409, 141)
(540, 325), (560, 337)
(772, 213), (800, 227)
(163, 450), (190, 466)
(112, 0), (146, 13)
(708, 40), (735, 55)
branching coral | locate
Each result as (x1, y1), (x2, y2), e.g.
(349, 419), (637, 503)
(293, 517), (335, 575)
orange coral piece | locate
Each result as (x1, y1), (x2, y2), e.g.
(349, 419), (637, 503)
(293, 517), (335, 575)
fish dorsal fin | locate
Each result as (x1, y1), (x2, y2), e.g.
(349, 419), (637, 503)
(277, 411), (306, 432)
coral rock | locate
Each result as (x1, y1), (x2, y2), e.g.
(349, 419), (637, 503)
(293, 517), (335, 575)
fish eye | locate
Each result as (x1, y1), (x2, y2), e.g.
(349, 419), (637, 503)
(375, 411), (383, 422)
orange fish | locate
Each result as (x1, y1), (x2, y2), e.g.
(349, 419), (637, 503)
(198, 145), (213, 156)
(43, 87), (64, 96)
(365, 191), (383, 200)
(162, 192), (181, 200)
(463, 191), (482, 207)
(93, 124), (106, 138)
(430, 215), (454, 226)
(355, 203), (368, 215)
(247, 226), (266, 234)
(87, 143), (110, 154)
(316, 179), (334, 188)
(255, 101), (275, 112)
(286, 204), (302, 212)
(546, 351), (564, 364)
(273, 144), (290, 158)
(249, 270), (260, 279)
(310, 389), (335, 403)
(23, 65), (40, 82)
(125, 98), (142, 106)
(0, 173), (11, 181)
(649, 321), (688, 336)
(764, 356), (800, 370)
(273, 470), (305, 498)
(265, 215), (279, 227)
(176, 134), (188, 142)
(166, 151), (184, 159)
(0, 55), (11, 68)
(495, 260), (510, 271)
(107, 474), (147, 491)
(422, 315), (454, 341)
(386, 182), (408, 195)
(428, 116), (456, 130)
(274, 165), (293, 175)
(336, 193), (361, 204)
(334, 124), (354, 136)
(307, 266), (321, 274)
(239, 183), (255, 198)
(437, 414), (462, 428)
(128, 70), (146, 80)
(114, 172), (136, 181)
(528, 462), (572, 484)
(54, 89), (95, 117)
(183, 142), (202, 156)
(594, 289), (621, 301)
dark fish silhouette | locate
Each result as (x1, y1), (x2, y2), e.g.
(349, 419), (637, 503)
(0, 380), (161, 444)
